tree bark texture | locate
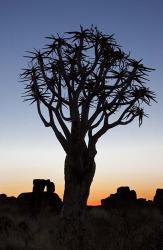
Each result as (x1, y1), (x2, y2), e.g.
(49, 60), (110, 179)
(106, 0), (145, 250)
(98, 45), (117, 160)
(56, 146), (96, 250)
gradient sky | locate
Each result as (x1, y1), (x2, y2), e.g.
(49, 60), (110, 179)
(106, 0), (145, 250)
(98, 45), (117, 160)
(0, 0), (162, 205)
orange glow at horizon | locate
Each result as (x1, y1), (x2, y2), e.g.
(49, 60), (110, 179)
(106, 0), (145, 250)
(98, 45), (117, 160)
(1, 181), (160, 206)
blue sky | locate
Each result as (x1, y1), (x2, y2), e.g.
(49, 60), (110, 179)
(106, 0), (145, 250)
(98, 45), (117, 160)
(0, 0), (162, 203)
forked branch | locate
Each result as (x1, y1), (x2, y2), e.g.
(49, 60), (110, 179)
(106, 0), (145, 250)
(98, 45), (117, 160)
(21, 26), (156, 153)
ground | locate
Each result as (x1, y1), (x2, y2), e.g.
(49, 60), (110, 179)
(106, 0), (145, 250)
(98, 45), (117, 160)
(0, 200), (163, 250)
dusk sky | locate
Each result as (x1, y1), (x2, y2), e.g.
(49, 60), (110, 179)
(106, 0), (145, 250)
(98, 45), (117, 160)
(0, 0), (162, 205)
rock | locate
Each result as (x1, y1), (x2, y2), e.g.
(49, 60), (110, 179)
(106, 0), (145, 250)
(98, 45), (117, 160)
(3, 179), (62, 214)
(46, 180), (55, 193)
(130, 190), (137, 200)
(0, 195), (17, 208)
(117, 186), (130, 195)
(153, 189), (163, 212)
(0, 194), (7, 199)
(137, 198), (147, 206)
(17, 192), (33, 209)
(101, 186), (137, 208)
(42, 192), (62, 211)
(33, 179), (47, 193)
(101, 194), (116, 208)
(17, 179), (62, 212)
(117, 186), (136, 200)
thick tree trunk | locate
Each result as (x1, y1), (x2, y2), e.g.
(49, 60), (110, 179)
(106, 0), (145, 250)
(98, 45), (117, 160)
(63, 153), (96, 216)
(56, 146), (96, 250)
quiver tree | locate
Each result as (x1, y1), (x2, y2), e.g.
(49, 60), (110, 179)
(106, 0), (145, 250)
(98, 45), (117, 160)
(21, 26), (156, 222)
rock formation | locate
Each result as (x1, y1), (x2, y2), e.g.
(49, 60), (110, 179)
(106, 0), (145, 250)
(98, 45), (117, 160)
(0, 194), (7, 199)
(153, 189), (163, 213)
(46, 180), (55, 193)
(17, 179), (62, 212)
(101, 186), (137, 208)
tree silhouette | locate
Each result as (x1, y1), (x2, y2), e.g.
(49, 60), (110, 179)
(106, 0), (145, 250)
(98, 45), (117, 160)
(21, 26), (156, 248)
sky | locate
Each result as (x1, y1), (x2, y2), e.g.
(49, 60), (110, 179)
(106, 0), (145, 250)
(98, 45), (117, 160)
(0, 0), (162, 205)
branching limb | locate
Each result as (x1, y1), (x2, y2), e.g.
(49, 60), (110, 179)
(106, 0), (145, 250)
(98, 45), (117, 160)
(91, 114), (109, 144)
(49, 109), (69, 153)
(37, 100), (50, 127)
(21, 26), (156, 154)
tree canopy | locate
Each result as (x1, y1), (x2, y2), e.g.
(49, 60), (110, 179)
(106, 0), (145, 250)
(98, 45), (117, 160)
(21, 26), (156, 154)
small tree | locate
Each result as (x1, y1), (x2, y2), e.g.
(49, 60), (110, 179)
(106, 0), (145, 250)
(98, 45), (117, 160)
(21, 26), (156, 248)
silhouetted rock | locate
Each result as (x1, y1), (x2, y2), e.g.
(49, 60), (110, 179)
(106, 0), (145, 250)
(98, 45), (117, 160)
(0, 194), (7, 205)
(0, 194), (7, 199)
(101, 186), (137, 208)
(46, 180), (55, 193)
(130, 190), (137, 200)
(42, 192), (62, 211)
(117, 187), (137, 207)
(32, 179), (52, 209)
(17, 192), (33, 210)
(0, 195), (17, 208)
(117, 186), (136, 200)
(137, 198), (147, 206)
(101, 193), (116, 208)
(117, 186), (130, 195)
(153, 189), (163, 212)
(17, 179), (62, 212)
(33, 179), (47, 193)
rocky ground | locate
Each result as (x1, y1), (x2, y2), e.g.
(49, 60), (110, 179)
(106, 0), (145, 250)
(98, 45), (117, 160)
(1, 184), (163, 250)
(0, 202), (163, 250)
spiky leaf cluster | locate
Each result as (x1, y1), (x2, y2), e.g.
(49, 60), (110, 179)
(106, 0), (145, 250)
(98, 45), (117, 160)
(21, 26), (156, 153)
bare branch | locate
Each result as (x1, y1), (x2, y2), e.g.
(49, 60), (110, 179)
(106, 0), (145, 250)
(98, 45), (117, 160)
(49, 109), (69, 153)
(21, 26), (156, 152)
(37, 101), (50, 127)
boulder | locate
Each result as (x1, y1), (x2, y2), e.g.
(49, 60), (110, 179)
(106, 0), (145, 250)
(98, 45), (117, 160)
(17, 179), (62, 212)
(101, 194), (116, 208)
(42, 192), (62, 211)
(101, 186), (137, 208)
(137, 198), (147, 206)
(17, 192), (33, 208)
(117, 186), (130, 196)
(153, 189), (163, 212)
(33, 179), (47, 193)
(0, 194), (7, 199)
(46, 180), (55, 193)
(130, 190), (137, 200)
